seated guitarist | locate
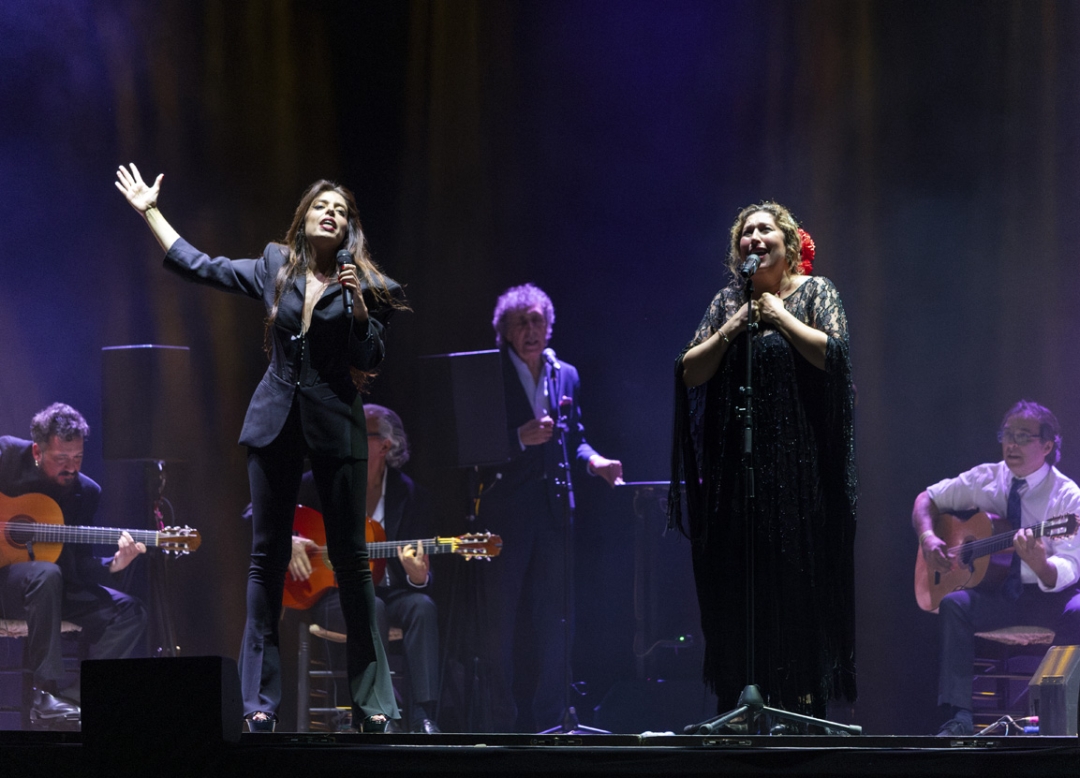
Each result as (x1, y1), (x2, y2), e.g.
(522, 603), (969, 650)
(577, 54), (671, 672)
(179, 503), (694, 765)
(0, 403), (147, 730)
(913, 400), (1080, 736)
(290, 403), (440, 734)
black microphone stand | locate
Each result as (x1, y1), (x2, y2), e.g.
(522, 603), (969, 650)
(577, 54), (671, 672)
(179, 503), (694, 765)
(144, 460), (180, 657)
(539, 365), (607, 735)
(683, 272), (860, 737)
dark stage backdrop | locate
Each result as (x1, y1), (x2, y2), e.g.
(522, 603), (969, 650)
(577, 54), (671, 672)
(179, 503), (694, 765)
(2, 0), (1079, 735)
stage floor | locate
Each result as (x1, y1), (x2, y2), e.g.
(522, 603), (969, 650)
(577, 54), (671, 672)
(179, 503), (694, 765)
(3, 731), (1078, 778)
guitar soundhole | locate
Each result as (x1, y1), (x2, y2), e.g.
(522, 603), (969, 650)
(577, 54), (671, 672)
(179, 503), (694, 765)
(959, 538), (974, 567)
(5, 516), (35, 549)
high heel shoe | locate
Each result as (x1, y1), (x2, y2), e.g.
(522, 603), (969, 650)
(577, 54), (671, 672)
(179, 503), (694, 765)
(246, 711), (277, 733)
(359, 714), (389, 733)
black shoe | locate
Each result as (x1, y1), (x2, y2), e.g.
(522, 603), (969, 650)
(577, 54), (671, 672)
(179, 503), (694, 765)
(359, 714), (389, 733)
(936, 716), (974, 737)
(416, 718), (441, 734)
(246, 712), (277, 733)
(30, 689), (80, 730)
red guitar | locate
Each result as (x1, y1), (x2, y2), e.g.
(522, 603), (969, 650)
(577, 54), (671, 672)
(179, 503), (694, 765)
(283, 505), (502, 610)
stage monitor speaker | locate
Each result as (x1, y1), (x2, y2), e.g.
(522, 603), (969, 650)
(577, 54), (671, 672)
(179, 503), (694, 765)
(82, 655), (242, 770)
(418, 349), (509, 468)
(1028, 644), (1080, 735)
(102, 344), (192, 461)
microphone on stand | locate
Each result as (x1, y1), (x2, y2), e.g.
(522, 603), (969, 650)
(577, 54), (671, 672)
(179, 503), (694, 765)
(739, 253), (761, 278)
(543, 347), (561, 370)
(336, 248), (353, 316)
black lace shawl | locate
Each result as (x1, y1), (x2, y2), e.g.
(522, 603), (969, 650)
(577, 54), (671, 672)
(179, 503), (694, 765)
(668, 276), (857, 714)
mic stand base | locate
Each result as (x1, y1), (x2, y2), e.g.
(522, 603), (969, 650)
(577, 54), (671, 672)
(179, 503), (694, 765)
(683, 684), (862, 737)
(539, 706), (610, 735)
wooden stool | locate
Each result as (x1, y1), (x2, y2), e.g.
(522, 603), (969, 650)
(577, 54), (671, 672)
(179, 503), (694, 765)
(296, 622), (405, 732)
(972, 625), (1055, 728)
(0, 620), (83, 639)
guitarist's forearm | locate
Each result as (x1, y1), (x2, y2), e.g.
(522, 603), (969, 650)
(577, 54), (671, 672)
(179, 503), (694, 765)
(1028, 556), (1059, 589)
(911, 491), (939, 537)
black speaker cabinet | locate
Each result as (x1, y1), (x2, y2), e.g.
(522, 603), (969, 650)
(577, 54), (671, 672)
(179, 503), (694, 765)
(418, 349), (509, 468)
(101, 344), (192, 461)
(1028, 644), (1080, 735)
(82, 655), (242, 769)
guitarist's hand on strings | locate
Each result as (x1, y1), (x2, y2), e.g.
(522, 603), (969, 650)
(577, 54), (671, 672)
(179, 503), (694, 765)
(289, 536), (316, 582)
(919, 532), (953, 575)
(108, 531), (146, 573)
(1014, 528), (1057, 588)
(913, 492), (954, 574)
(398, 541), (430, 586)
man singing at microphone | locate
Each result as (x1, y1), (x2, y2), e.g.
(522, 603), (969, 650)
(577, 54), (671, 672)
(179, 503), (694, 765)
(475, 283), (622, 732)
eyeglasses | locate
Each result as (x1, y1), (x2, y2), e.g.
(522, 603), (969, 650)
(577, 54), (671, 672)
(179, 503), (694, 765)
(997, 430), (1043, 446)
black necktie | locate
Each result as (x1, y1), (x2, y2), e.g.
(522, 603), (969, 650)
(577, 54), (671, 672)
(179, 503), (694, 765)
(1003, 477), (1026, 599)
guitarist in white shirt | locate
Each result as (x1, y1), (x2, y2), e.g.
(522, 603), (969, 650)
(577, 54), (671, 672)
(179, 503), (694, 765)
(912, 400), (1080, 736)
(0, 403), (147, 730)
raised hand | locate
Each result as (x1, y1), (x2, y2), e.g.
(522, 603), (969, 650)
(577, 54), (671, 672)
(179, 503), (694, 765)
(115, 163), (163, 213)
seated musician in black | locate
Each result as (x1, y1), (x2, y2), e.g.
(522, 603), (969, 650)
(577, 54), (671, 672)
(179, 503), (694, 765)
(290, 403), (440, 733)
(0, 403), (147, 729)
(912, 400), (1080, 736)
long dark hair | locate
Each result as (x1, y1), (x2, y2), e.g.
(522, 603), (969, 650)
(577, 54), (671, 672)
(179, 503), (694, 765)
(266, 179), (405, 333)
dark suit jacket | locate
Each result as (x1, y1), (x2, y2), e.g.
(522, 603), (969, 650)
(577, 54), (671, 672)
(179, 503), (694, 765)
(479, 348), (599, 522)
(297, 468), (433, 592)
(165, 238), (401, 457)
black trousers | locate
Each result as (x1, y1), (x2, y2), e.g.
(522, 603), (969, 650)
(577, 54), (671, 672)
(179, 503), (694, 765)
(240, 403), (397, 721)
(479, 479), (571, 732)
(0, 561), (146, 687)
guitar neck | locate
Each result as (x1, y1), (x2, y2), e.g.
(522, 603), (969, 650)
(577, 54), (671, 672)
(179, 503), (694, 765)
(0, 522), (167, 548)
(367, 538), (455, 559)
(961, 520), (1056, 559)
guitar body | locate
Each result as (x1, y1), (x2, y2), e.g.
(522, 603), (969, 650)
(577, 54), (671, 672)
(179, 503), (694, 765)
(915, 511), (1017, 613)
(283, 505), (337, 610)
(0, 492), (67, 567)
(283, 506), (388, 610)
(367, 519), (388, 584)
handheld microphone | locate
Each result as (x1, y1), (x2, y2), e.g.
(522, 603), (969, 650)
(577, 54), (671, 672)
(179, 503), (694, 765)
(336, 248), (353, 316)
(542, 348), (561, 370)
(739, 253), (761, 278)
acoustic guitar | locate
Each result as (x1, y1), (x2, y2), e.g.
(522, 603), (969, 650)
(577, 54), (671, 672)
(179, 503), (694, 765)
(283, 504), (502, 610)
(914, 510), (1077, 612)
(0, 491), (201, 567)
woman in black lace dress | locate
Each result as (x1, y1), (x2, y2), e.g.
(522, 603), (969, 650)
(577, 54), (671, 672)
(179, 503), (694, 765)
(670, 202), (857, 720)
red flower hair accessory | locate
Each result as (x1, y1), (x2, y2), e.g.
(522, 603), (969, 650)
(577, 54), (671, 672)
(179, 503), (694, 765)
(798, 228), (815, 275)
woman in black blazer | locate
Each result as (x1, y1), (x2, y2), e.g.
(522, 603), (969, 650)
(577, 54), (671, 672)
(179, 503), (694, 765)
(116, 164), (404, 732)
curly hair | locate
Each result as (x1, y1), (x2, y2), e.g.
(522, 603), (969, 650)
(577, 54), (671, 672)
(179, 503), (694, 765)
(30, 403), (89, 446)
(492, 283), (555, 347)
(725, 202), (804, 281)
